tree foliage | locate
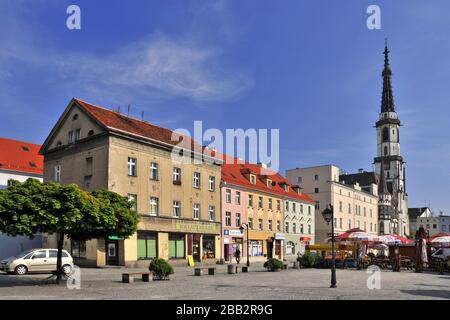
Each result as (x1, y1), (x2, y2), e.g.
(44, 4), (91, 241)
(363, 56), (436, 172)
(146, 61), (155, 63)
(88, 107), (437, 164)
(0, 179), (138, 240)
(0, 179), (139, 282)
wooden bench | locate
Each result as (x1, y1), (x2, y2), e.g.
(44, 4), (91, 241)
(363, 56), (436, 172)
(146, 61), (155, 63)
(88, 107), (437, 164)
(194, 267), (216, 276)
(122, 272), (150, 283)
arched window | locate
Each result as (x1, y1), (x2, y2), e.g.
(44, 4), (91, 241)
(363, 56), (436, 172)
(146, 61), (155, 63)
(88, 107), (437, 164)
(382, 127), (389, 142)
(384, 146), (388, 156)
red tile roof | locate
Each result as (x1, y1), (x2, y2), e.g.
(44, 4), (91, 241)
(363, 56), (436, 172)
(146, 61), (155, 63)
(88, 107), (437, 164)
(74, 98), (202, 152)
(221, 160), (315, 203)
(0, 137), (43, 175)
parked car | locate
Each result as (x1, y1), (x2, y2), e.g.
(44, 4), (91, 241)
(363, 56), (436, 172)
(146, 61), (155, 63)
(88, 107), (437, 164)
(0, 248), (73, 275)
(431, 248), (450, 262)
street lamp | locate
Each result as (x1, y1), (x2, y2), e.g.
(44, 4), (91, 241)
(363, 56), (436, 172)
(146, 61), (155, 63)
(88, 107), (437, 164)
(322, 205), (337, 288)
(239, 223), (250, 267)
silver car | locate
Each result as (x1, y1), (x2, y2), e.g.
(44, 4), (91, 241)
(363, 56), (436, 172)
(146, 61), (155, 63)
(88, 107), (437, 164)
(0, 248), (74, 275)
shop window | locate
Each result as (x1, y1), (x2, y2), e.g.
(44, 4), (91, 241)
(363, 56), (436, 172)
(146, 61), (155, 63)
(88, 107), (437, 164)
(202, 235), (215, 259)
(286, 241), (295, 255)
(169, 234), (185, 259)
(137, 232), (157, 259)
(71, 240), (86, 259)
(248, 240), (263, 257)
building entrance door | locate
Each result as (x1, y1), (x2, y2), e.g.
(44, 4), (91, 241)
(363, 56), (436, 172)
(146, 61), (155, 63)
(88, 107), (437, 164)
(267, 240), (273, 259)
(105, 240), (119, 265)
(193, 236), (201, 262)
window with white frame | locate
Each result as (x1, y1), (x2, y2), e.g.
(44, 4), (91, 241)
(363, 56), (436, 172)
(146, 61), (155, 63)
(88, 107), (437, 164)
(128, 194), (137, 211)
(236, 213), (241, 227)
(248, 217), (253, 229)
(225, 212), (231, 226)
(258, 219), (263, 230)
(277, 200), (281, 211)
(150, 162), (159, 180)
(268, 220), (273, 231)
(149, 197), (159, 216)
(75, 129), (81, 141)
(54, 165), (61, 182)
(300, 204), (304, 214)
(235, 191), (241, 205)
(208, 176), (215, 191)
(285, 221), (289, 233)
(68, 131), (74, 143)
(248, 194), (253, 207)
(127, 157), (137, 176)
(258, 196), (263, 209)
(209, 206), (215, 221)
(226, 189), (231, 203)
(268, 198), (273, 210)
(173, 201), (181, 218)
(173, 167), (181, 183)
(292, 222), (296, 233)
(193, 172), (201, 188)
(193, 203), (200, 220)
(277, 220), (281, 231)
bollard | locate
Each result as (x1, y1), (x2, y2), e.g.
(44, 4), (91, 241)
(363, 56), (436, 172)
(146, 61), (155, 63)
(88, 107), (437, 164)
(227, 264), (234, 274)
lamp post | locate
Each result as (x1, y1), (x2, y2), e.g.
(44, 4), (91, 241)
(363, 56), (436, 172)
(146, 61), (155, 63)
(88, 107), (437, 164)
(239, 223), (250, 267)
(322, 205), (337, 288)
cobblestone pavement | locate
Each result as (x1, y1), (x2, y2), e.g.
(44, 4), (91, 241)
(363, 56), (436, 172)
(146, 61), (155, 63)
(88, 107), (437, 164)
(0, 263), (449, 300)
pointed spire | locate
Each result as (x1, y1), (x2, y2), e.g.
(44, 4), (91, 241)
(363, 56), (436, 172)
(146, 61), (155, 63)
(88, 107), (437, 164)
(381, 39), (395, 113)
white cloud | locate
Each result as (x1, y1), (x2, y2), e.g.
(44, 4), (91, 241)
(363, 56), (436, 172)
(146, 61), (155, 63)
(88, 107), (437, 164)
(57, 34), (253, 103)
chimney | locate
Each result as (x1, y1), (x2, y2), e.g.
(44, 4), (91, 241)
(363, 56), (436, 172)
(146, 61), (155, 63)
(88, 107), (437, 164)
(358, 168), (364, 173)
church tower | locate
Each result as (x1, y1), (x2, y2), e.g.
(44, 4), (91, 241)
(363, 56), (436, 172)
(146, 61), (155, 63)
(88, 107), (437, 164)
(374, 42), (409, 236)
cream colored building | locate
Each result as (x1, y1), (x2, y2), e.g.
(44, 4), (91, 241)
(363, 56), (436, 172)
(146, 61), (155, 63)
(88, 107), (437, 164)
(40, 98), (222, 267)
(286, 165), (379, 243)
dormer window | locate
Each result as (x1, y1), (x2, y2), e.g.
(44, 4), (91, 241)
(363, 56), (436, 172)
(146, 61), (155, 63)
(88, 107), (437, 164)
(267, 179), (272, 188)
(250, 174), (256, 184)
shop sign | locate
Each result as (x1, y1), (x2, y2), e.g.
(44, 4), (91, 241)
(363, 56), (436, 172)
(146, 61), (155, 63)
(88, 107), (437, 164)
(275, 233), (285, 240)
(175, 220), (218, 233)
(224, 229), (244, 236)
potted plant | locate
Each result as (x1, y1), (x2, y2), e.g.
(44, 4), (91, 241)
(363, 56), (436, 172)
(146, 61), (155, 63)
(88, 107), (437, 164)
(149, 258), (174, 280)
(264, 258), (283, 272)
(298, 251), (316, 268)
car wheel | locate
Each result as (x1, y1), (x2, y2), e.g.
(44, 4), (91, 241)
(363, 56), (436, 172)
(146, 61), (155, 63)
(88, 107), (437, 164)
(62, 264), (72, 275)
(14, 265), (28, 275)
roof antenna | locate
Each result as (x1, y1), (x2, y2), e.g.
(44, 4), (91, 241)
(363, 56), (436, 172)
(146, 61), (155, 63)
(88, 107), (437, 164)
(117, 106), (121, 114)
(141, 111), (145, 121)
(127, 104), (131, 117)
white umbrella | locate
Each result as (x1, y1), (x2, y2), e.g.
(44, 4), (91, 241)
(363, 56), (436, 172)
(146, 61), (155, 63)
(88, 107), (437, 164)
(379, 235), (401, 245)
(431, 236), (450, 244)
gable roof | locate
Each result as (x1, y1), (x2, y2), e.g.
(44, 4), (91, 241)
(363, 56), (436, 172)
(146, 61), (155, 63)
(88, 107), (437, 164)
(221, 160), (315, 203)
(41, 98), (214, 162)
(0, 137), (43, 176)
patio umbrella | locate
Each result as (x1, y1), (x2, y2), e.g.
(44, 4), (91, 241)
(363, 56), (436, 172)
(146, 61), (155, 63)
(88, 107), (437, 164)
(430, 233), (450, 240)
(379, 234), (413, 245)
(431, 236), (450, 244)
(333, 228), (380, 242)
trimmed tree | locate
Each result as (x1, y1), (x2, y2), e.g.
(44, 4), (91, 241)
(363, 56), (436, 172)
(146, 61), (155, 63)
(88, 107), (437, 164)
(0, 179), (138, 283)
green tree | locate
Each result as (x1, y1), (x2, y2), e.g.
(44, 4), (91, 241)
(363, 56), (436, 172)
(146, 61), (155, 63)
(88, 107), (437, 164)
(0, 179), (138, 283)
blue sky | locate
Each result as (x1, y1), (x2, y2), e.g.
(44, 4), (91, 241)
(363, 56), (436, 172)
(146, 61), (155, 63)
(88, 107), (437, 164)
(1, 0), (449, 213)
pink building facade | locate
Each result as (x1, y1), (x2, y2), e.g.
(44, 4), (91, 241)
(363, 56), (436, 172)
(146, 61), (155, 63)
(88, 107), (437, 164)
(221, 184), (247, 262)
